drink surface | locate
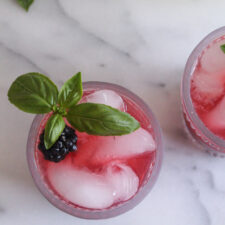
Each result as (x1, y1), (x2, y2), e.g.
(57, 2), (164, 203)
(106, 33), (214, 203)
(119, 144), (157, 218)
(35, 89), (156, 210)
(191, 35), (225, 139)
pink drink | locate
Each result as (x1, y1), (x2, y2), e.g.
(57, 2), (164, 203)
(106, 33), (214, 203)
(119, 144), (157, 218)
(182, 27), (225, 155)
(27, 82), (163, 219)
(191, 36), (225, 139)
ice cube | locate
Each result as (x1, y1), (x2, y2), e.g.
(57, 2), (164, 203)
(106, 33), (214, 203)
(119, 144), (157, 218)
(47, 162), (139, 209)
(106, 163), (139, 202)
(201, 38), (225, 73)
(91, 128), (156, 164)
(205, 95), (225, 131)
(48, 163), (114, 209)
(71, 128), (155, 169)
(191, 70), (224, 104)
(81, 90), (125, 111)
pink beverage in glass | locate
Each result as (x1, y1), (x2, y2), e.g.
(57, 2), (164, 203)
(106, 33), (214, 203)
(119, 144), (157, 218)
(182, 27), (225, 156)
(27, 82), (163, 219)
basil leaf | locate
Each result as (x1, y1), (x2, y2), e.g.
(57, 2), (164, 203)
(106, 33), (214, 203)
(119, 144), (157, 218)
(58, 72), (83, 109)
(44, 114), (65, 149)
(220, 44), (225, 54)
(67, 103), (140, 136)
(8, 73), (58, 114)
(17, 0), (34, 11)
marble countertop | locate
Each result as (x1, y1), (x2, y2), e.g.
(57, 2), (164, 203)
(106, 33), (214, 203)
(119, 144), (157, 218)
(1, 0), (225, 224)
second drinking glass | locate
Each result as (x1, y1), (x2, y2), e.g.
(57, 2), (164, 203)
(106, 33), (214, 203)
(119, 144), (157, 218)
(181, 26), (225, 156)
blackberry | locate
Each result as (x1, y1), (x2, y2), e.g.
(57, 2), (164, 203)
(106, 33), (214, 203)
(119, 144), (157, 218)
(38, 125), (78, 162)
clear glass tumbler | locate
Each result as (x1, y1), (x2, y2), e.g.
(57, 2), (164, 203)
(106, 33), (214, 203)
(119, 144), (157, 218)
(27, 81), (163, 219)
(181, 26), (225, 156)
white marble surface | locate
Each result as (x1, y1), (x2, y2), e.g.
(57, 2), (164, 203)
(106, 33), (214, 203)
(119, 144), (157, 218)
(1, 0), (225, 224)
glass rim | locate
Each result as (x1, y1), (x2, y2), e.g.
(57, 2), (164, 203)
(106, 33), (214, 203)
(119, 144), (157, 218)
(26, 81), (163, 219)
(181, 26), (225, 151)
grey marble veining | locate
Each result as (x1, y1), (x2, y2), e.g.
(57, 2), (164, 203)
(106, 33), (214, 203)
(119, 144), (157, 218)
(1, 1), (225, 225)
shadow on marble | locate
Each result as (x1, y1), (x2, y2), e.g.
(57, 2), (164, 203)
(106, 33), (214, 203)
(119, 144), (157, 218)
(0, 206), (5, 214)
(0, 137), (38, 195)
(0, 163), (36, 190)
(142, 68), (205, 155)
(162, 84), (204, 153)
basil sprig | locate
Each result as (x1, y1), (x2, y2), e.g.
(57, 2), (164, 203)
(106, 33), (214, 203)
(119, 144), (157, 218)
(8, 72), (140, 149)
(17, 0), (34, 11)
(67, 103), (140, 136)
(220, 44), (225, 54)
(8, 73), (58, 114)
(58, 72), (83, 108)
(44, 114), (66, 149)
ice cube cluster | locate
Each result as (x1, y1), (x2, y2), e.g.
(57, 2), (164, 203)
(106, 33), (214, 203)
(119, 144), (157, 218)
(48, 162), (139, 209)
(47, 90), (156, 209)
(201, 38), (225, 74)
(191, 37), (225, 134)
(192, 38), (225, 105)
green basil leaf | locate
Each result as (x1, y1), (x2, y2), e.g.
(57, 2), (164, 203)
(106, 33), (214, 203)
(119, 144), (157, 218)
(8, 73), (58, 114)
(220, 44), (225, 54)
(58, 72), (83, 109)
(17, 0), (34, 11)
(44, 114), (65, 149)
(67, 103), (140, 136)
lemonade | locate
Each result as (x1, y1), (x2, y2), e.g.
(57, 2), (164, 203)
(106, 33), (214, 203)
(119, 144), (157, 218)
(26, 81), (163, 218)
(36, 88), (156, 209)
(191, 36), (225, 139)
(182, 27), (225, 154)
